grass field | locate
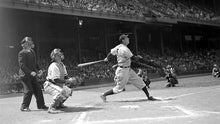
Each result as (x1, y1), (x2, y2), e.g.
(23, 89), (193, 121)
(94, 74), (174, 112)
(0, 75), (220, 124)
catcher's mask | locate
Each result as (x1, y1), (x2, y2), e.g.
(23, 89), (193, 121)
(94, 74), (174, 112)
(50, 48), (64, 61)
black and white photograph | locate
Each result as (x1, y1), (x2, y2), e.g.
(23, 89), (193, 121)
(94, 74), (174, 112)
(0, 0), (220, 124)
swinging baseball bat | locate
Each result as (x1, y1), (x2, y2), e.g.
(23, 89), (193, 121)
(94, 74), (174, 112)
(77, 60), (104, 67)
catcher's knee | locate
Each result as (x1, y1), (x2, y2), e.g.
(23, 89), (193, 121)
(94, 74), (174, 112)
(55, 94), (68, 103)
(51, 96), (67, 108)
(62, 86), (72, 97)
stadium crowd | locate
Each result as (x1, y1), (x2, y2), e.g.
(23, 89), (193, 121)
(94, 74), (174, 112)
(139, 48), (214, 74)
(146, 0), (214, 22)
(0, 48), (215, 94)
(17, 0), (217, 23)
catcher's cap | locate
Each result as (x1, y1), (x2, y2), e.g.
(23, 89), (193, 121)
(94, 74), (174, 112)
(119, 34), (129, 42)
(21, 37), (32, 44)
(50, 48), (64, 61)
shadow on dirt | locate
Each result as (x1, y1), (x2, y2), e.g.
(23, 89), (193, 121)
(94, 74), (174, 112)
(115, 97), (176, 103)
(51, 106), (103, 113)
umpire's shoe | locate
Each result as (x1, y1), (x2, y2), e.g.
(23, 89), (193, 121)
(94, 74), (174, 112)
(20, 107), (31, 112)
(100, 94), (107, 103)
(38, 105), (48, 110)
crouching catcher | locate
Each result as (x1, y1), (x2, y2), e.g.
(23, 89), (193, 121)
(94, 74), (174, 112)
(44, 48), (81, 114)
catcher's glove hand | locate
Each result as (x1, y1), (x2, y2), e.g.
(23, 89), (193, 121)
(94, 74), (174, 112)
(65, 77), (82, 88)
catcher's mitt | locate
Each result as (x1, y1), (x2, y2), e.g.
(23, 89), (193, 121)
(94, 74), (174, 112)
(65, 77), (82, 88)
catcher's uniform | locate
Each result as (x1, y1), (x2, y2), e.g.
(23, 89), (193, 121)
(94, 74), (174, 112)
(111, 44), (146, 93)
(44, 62), (71, 103)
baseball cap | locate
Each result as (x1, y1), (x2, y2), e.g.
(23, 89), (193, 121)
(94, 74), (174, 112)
(119, 34), (129, 42)
(50, 48), (64, 61)
(21, 36), (32, 44)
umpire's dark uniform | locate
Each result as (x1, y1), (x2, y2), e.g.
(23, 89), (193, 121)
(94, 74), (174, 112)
(18, 37), (46, 111)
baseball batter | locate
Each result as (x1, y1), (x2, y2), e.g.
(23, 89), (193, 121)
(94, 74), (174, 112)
(100, 34), (155, 102)
(43, 48), (72, 113)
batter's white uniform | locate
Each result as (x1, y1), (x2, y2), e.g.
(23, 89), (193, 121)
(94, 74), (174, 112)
(111, 44), (146, 93)
(44, 62), (71, 101)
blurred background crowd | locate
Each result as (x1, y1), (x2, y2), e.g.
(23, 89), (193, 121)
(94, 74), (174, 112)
(18, 0), (219, 23)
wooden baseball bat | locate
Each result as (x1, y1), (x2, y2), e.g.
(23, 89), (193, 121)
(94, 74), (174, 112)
(77, 60), (104, 67)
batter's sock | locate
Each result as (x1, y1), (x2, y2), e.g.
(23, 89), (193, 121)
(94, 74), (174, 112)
(142, 86), (150, 98)
(103, 89), (114, 96)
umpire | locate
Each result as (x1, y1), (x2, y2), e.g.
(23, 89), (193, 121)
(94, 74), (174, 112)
(18, 36), (48, 111)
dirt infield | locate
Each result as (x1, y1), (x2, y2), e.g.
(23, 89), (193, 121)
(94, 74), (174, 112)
(0, 75), (220, 124)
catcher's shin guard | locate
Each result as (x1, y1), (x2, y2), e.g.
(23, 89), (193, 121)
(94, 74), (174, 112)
(48, 99), (61, 114)
(50, 99), (61, 108)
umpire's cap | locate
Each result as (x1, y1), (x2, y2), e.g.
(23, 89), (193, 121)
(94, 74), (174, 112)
(21, 36), (32, 44)
(119, 34), (129, 42)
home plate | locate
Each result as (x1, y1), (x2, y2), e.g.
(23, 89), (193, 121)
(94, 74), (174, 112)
(120, 105), (140, 109)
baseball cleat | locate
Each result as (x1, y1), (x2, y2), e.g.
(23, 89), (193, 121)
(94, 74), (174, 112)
(48, 107), (61, 114)
(148, 96), (157, 101)
(100, 94), (107, 103)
